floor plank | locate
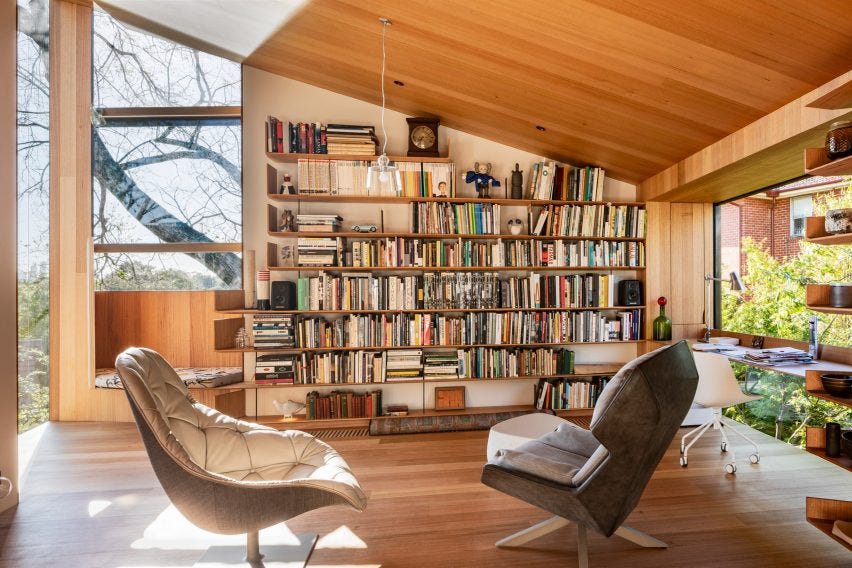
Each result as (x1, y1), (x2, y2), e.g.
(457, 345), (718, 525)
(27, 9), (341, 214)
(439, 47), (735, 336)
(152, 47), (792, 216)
(0, 421), (850, 567)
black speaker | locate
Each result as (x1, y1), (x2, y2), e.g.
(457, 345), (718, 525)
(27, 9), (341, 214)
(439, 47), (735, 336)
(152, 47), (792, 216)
(271, 281), (296, 310)
(618, 280), (642, 306)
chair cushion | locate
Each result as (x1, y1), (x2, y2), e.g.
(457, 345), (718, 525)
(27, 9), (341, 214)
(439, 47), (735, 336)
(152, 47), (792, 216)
(490, 423), (608, 486)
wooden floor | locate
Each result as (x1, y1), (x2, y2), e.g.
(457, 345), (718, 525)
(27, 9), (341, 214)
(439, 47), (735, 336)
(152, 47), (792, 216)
(1, 421), (850, 567)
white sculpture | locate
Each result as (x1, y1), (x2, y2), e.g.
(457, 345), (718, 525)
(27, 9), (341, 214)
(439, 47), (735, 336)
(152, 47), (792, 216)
(272, 399), (305, 419)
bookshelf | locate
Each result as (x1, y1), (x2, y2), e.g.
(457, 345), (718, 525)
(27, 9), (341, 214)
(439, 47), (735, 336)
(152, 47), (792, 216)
(227, 149), (646, 426)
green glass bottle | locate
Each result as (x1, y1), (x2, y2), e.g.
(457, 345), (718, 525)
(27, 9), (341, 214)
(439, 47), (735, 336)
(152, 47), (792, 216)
(653, 296), (672, 341)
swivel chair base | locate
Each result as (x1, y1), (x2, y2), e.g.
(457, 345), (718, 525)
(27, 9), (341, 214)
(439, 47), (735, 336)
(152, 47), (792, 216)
(195, 531), (318, 568)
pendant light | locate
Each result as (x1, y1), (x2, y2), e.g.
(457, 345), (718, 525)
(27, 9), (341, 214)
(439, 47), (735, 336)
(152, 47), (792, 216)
(366, 17), (401, 195)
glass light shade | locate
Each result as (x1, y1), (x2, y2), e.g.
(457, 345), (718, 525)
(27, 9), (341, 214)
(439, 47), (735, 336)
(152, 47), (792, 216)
(366, 154), (401, 196)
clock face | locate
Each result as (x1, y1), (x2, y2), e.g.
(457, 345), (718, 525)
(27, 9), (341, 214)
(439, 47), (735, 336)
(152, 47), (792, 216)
(411, 125), (436, 149)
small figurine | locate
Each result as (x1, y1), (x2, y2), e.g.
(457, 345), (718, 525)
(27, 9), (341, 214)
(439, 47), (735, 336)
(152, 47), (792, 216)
(507, 218), (523, 235)
(464, 162), (501, 198)
(280, 174), (295, 195)
(279, 209), (295, 232)
(272, 399), (305, 419)
(510, 163), (524, 199)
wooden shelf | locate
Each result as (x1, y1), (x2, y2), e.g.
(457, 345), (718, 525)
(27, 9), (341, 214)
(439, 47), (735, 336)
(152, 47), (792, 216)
(218, 340), (643, 353)
(803, 148), (852, 176)
(805, 426), (852, 472)
(806, 497), (852, 551)
(269, 230), (645, 242)
(270, 265), (644, 273)
(806, 284), (852, 315)
(266, 152), (453, 164)
(804, 370), (852, 406)
(248, 366), (624, 388)
(218, 306), (647, 315)
(806, 80), (852, 110)
(804, 217), (852, 245)
(268, 193), (644, 207)
(257, 414), (371, 430)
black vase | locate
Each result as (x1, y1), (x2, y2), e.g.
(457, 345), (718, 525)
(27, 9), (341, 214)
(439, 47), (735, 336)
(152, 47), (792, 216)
(826, 422), (842, 458)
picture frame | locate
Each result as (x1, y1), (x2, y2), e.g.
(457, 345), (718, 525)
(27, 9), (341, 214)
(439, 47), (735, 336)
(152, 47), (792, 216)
(434, 386), (465, 411)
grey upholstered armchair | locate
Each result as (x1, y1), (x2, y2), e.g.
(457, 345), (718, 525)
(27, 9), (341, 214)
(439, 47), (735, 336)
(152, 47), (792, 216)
(481, 341), (698, 567)
(116, 347), (367, 567)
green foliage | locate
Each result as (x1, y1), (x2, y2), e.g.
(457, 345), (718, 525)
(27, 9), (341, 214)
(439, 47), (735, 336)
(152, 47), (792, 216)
(95, 260), (223, 290)
(18, 344), (49, 433)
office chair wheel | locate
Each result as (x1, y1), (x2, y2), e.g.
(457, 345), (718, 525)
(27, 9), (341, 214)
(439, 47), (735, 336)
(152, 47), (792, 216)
(679, 457), (688, 467)
(749, 453), (760, 464)
(724, 463), (737, 474)
(720, 442), (728, 453)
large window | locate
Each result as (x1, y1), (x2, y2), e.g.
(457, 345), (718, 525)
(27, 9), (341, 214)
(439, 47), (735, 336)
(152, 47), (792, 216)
(17, 0), (49, 433)
(91, 8), (242, 290)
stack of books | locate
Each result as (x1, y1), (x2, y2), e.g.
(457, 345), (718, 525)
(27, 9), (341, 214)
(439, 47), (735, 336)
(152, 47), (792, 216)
(297, 237), (341, 267)
(324, 124), (377, 155)
(252, 314), (296, 350)
(423, 353), (460, 380)
(296, 214), (342, 232)
(255, 353), (296, 384)
(305, 389), (383, 419)
(384, 349), (423, 381)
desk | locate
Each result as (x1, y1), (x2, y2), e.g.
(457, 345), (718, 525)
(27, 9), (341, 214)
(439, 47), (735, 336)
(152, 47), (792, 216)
(690, 343), (852, 378)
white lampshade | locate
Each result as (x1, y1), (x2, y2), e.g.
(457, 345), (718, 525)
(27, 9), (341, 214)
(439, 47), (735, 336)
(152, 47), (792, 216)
(366, 154), (401, 196)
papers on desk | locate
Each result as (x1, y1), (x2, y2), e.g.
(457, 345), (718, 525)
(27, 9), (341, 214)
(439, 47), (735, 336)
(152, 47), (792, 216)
(741, 347), (814, 366)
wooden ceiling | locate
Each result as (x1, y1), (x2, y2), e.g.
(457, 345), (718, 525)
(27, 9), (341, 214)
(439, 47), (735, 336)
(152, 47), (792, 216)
(244, 0), (852, 184)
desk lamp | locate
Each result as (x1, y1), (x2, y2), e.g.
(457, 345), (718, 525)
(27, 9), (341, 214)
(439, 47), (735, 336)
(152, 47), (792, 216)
(703, 271), (745, 342)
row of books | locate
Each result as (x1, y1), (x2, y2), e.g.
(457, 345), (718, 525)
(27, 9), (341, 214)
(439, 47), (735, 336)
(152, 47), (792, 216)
(297, 237), (343, 267)
(305, 389), (383, 420)
(530, 204), (645, 238)
(293, 272), (633, 312)
(252, 314), (295, 352)
(294, 159), (453, 197)
(409, 202), (502, 235)
(528, 162), (605, 201)
(255, 352), (296, 384)
(534, 376), (610, 410)
(293, 310), (642, 349)
(266, 118), (379, 155)
(259, 347), (583, 385)
(344, 237), (644, 269)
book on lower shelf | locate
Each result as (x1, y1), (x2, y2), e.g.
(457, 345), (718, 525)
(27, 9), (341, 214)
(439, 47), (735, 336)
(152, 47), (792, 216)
(534, 376), (610, 411)
(305, 388), (383, 419)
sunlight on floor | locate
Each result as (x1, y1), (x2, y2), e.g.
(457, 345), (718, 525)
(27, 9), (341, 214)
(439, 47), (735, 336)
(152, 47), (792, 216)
(17, 421), (48, 490)
(316, 525), (367, 549)
(87, 499), (112, 517)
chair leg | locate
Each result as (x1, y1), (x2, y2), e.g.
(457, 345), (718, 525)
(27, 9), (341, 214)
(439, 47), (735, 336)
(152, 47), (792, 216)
(613, 524), (667, 548)
(495, 515), (570, 547)
(246, 531), (262, 564)
(721, 417), (760, 461)
(680, 416), (715, 466)
(577, 523), (589, 568)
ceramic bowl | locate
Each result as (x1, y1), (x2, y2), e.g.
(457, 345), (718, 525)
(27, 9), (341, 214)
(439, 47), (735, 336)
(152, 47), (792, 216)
(842, 430), (852, 458)
(820, 373), (852, 398)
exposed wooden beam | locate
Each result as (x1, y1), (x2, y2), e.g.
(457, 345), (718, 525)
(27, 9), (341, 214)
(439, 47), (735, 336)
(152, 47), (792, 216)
(94, 243), (241, 253)
(639, 71), (852, 203)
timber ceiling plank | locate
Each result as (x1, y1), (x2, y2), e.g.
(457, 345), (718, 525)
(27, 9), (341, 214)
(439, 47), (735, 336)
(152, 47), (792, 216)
(244, 0), (852, 184)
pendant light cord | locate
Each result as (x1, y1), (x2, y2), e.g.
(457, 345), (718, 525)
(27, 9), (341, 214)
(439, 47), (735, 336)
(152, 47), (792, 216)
(379, 18), (390, 157)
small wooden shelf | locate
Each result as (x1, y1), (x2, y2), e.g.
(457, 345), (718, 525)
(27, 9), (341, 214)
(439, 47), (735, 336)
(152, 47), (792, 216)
(218, 340), (643, 353)
(804, 217), (852, 245)
(268, 193), (645, 207)
(266, 152), (453, 164)
(803, 148), (852, 176)
(218, 306), (647, 315)
(806, 284), (852, 315)
(269, 230), (645, 242)
(257, 415), (372, 431)
(806, 80), (852, 110)
(806, 496), (852, 551)
(804, 369), (852, 406)
(805, 426), (852, 473)
(270, 265), (645, 273)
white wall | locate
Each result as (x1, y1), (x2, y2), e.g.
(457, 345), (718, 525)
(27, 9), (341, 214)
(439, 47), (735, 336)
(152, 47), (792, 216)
(243, 66), (639, 411)
(1, 0), (20, 512)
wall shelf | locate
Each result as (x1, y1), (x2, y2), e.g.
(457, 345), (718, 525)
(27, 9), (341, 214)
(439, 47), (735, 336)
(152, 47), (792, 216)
(805, 284), (852, 315)
(805, 426), (852, 473)
(803, 148), (852, 176)
(269, 265), (645, 273)
(268, 193), (644, 207)
(218, 306), (646, 316)
(267, 152), (453, 164)
(804, 217), (852, 245)
(216, 340), (643, 353)
(268, 230), (645, 242)
(806, 497), (852, 551)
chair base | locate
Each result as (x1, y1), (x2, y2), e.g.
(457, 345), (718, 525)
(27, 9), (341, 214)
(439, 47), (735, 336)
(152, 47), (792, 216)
(194, 532), (318, 568)
(680, 410), (760, 474)
(496, 515), (666, 568)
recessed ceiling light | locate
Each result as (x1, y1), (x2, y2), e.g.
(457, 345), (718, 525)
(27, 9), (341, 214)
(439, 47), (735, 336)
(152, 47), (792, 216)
(535, 125), (546, 131)
(393, 80), (405, 87)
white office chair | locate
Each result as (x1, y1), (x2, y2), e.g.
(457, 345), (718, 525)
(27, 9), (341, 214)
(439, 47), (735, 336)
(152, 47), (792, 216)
(679, 351), (762, 474)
